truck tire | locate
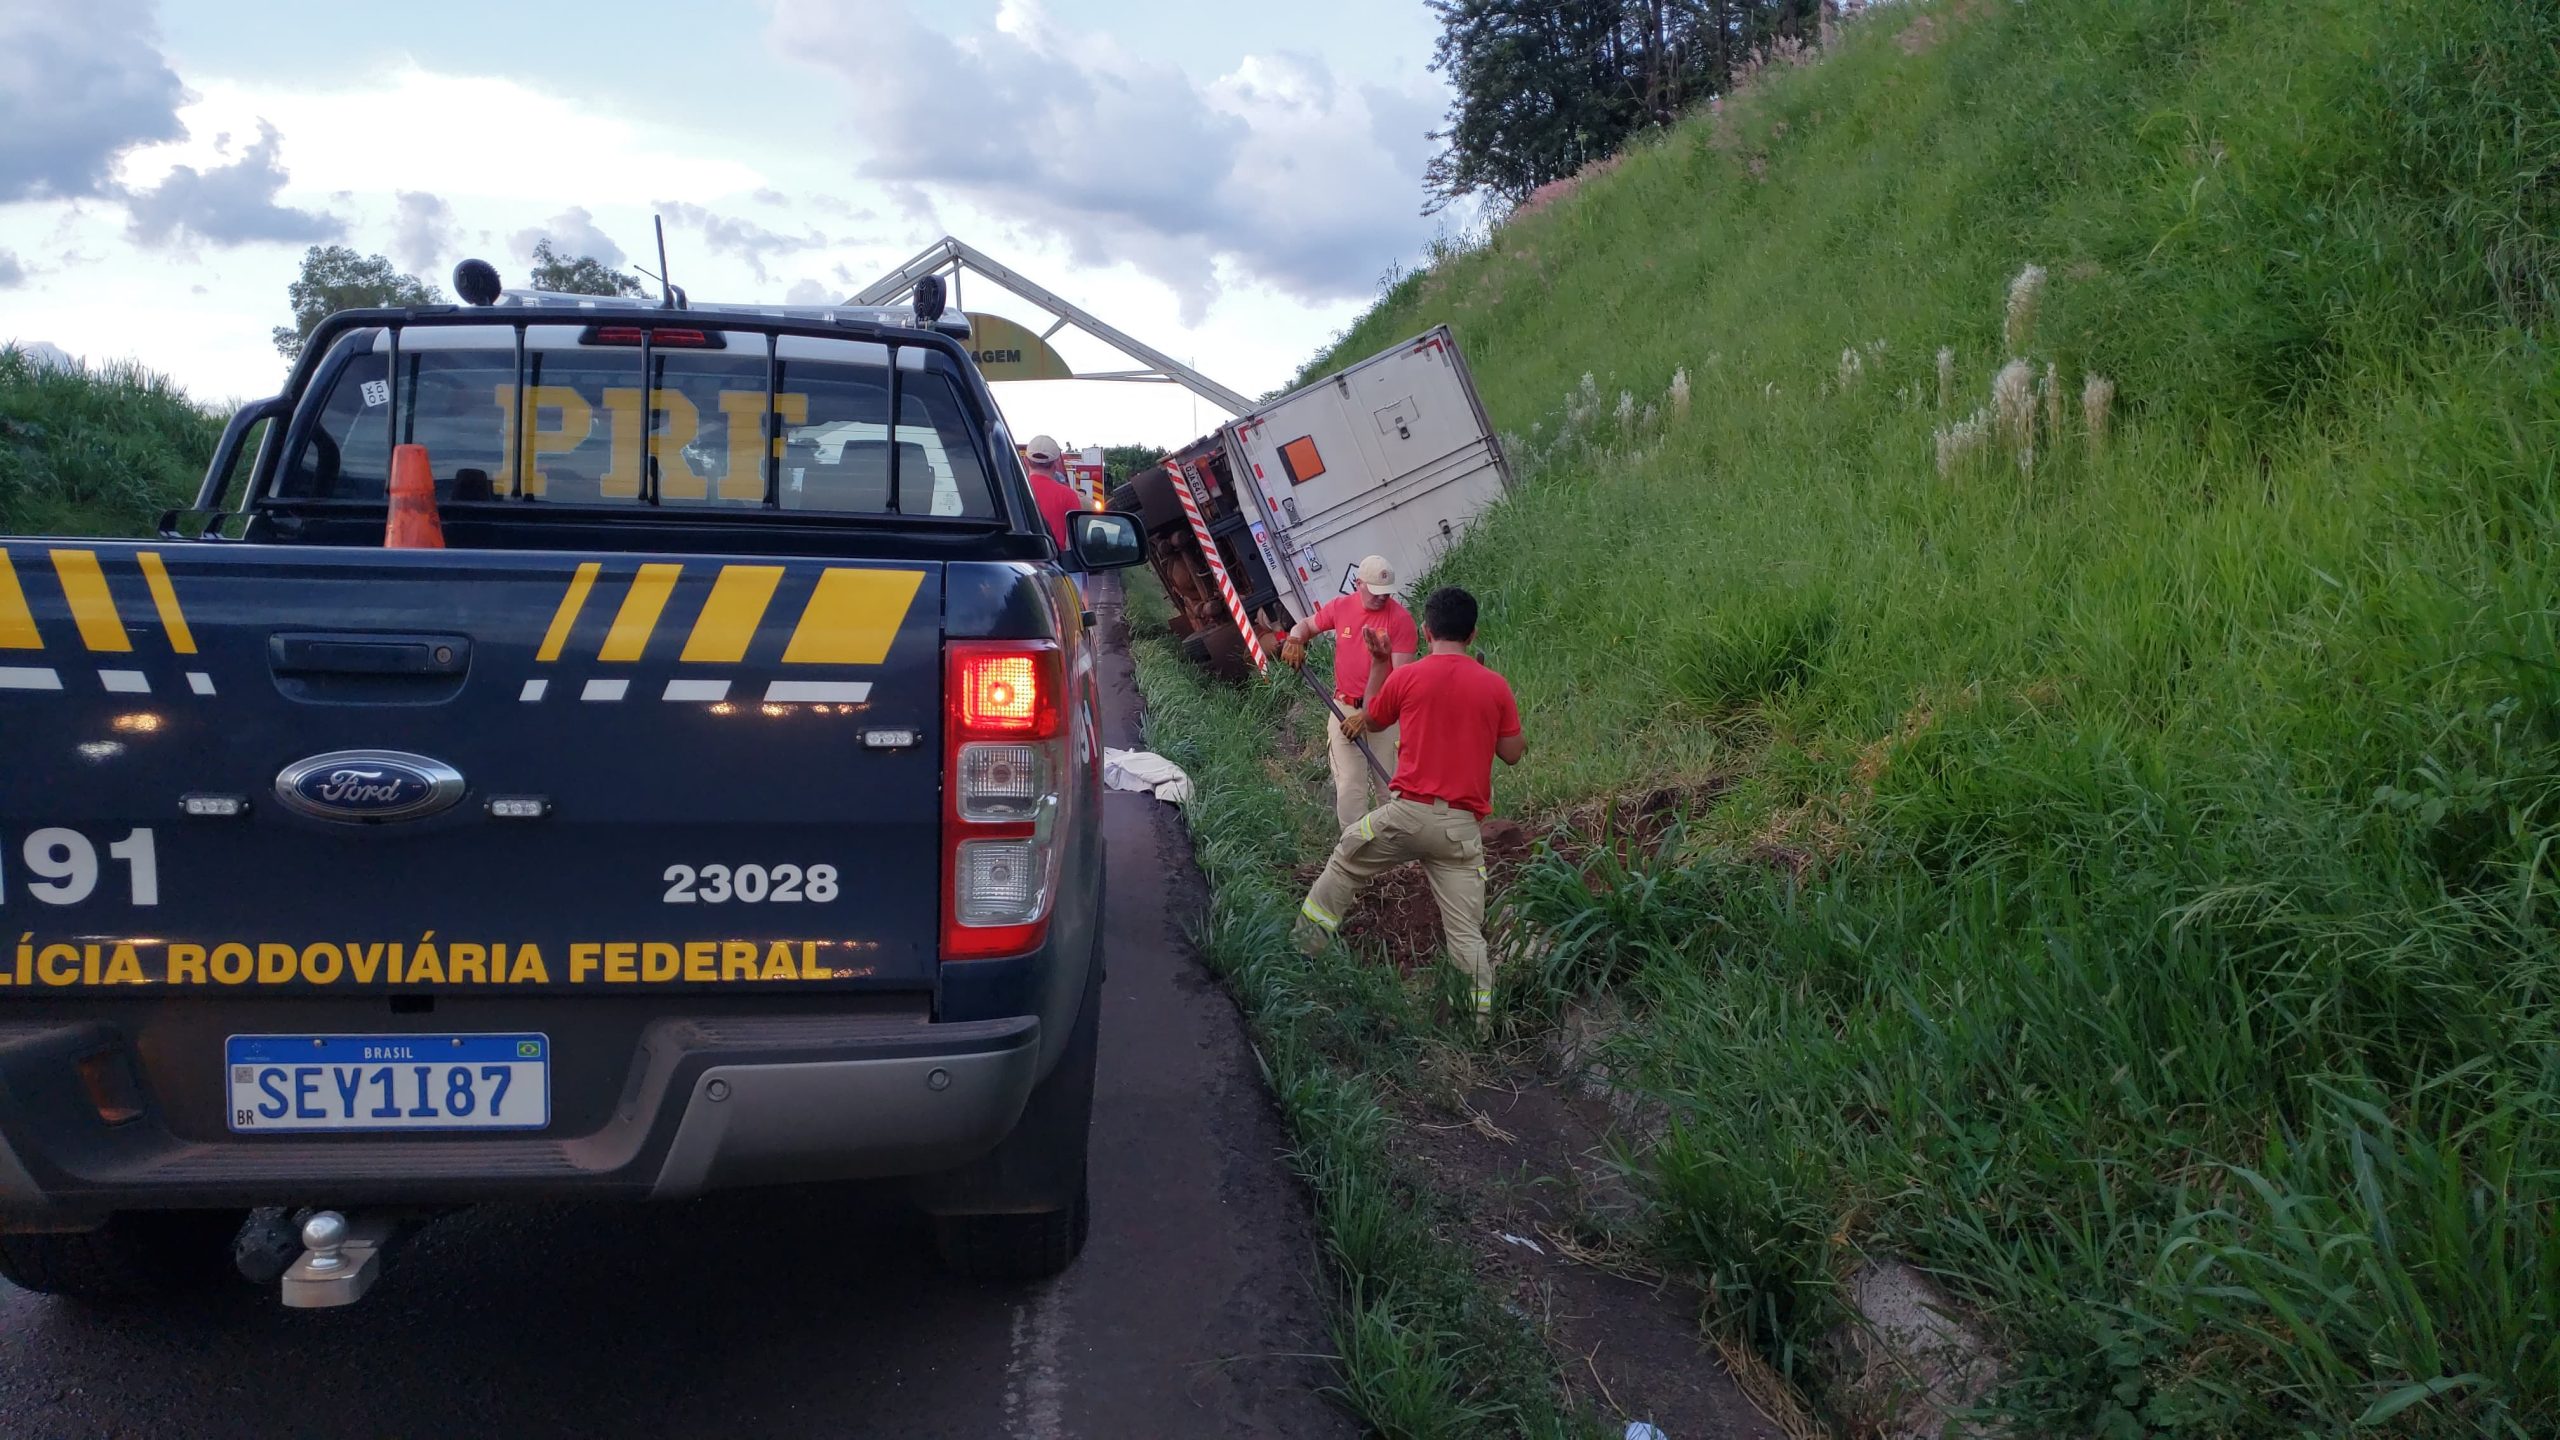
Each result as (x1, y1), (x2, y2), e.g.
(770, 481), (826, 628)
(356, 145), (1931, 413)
(931, 1177), (1091, 1284)
(1126, 467), (1186, 535)
(0, 1211), (241, 1302)
(1106, 481), (1139, 514)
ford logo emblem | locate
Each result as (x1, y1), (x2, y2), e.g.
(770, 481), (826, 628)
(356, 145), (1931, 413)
(274, 750), (466, 823)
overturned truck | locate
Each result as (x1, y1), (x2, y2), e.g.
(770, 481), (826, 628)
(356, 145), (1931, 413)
(1115, 326), (1514, 679)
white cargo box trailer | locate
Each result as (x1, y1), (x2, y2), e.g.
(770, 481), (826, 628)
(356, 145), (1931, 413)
(1223, 326), (1512, 616)
(1124, 326), (1513, 677)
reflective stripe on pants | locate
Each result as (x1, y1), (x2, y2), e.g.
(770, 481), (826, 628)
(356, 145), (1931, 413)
(1298, 796), (1491, 992)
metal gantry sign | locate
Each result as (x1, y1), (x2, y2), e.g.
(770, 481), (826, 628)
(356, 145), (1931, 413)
(850, 237), (1255, 417)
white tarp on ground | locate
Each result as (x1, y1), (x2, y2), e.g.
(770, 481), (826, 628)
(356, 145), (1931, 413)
(1103, 747), (1192, 804)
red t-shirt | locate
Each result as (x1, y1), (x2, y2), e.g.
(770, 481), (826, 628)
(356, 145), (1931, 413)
(1311, 594), (1417, 700)
(1366, 652), (1521, 818)
(1029, 470), (1083, 558)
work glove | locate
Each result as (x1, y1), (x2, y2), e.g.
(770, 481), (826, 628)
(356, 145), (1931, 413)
(1339, 707), (1370, 740)
(1362, 627), (1394, 663)
(1280, 634), (1307, 669)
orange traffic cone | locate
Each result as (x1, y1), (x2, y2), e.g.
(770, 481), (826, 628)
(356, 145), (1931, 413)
(385, 444), (445, 549)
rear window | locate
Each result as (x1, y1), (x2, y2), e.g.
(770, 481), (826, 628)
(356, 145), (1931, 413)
(277, 326), (995, 518)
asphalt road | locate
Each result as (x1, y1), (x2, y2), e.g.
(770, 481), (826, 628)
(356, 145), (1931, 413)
(0, 580), (1354, 1440)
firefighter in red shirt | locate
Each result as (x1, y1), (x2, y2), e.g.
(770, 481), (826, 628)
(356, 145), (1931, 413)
(1023, 434), (1087, 596)
(1277, 555), (1417, 826)
(1295, 585), (1524, 1026)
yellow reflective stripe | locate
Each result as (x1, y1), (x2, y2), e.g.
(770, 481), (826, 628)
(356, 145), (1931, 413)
(680, 565), (785, 664)
(780, 568), (925, 666)
(0, 553), (38, 650)
(536, 562), (601, 663)
(599, 564), (683, 662)
(135, 552), (196, 654)
(49, 550), (130, 653)
(1300, 899), (1340, 931)
(1357, 814), (1376, 841)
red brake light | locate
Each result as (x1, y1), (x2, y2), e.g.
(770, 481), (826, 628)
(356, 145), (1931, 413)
(962, 655), (1037, 731)
(952, 647), (1060, 737)
(582, 326), (717, 348)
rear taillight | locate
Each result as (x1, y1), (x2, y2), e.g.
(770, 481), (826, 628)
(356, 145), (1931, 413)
(944, 641), (1068, 960)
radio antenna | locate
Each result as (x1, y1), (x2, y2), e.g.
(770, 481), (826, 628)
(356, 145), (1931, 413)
(652, 214), (681, 309)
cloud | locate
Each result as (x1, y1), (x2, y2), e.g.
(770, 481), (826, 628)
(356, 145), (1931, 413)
(509, 206), (627, 267)
(801, 193), (875, 221)
(0, 0), (187, 202)
(124, 122), (343, 248)
(654, 201), (835, 283)
(0, 251), (23, 289)
(390, 191), (457, 274)
(784, 278), (833, 306)
(768, 0), (1435, 320)
(161, 68), (763, 206)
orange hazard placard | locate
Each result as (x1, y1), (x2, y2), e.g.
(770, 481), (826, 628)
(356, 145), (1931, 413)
(1280, 436), (1325, 485)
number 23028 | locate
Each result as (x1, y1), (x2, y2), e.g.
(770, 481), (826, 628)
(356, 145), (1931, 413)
(661, 863), (838, 905)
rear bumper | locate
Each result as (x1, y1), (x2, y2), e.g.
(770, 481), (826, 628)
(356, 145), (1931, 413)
(0, 1012), (1043, 1221)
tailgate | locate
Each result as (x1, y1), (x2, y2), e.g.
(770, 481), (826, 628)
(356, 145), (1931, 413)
(0, 540), (944, 998)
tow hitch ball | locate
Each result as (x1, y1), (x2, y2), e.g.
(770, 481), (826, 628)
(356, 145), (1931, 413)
(234, 1206), (397, 1308)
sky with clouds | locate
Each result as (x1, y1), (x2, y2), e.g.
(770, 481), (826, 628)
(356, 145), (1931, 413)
(0, 0), (1460, 447)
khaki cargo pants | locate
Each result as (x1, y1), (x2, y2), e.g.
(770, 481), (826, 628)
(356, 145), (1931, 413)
(1326, 715), (1397, 828)
(1299, 796), (1493, 1006)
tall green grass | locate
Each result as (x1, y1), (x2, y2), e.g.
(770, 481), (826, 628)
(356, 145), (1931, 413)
(1261, 0), (2557, 1432)
(1125, 584), (1591, 1438)
(0, 346), (220, 537)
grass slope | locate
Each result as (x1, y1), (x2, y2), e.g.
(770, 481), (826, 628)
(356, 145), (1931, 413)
(0, 346), (220, 537)
(1126, 583), (1592, 1439)
(1237, 0), (2556, 1433)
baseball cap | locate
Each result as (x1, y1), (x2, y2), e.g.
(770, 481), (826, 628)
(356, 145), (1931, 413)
(1025, 434), (1062, 464)
(1357, 555), (1396, 595)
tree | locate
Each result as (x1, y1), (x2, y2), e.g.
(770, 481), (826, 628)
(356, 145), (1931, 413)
(528, 239), (646, 298)
(1423, 0), (1640, 213)
(1422, 0), (1831, 213)
(1103, 444), (1168, 486)
(271, 245), (442, 360)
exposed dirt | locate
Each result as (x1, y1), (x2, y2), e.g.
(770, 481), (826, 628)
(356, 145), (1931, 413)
(1557, 780), (1734, 869)
(1325, 816), (1536, 973)
(1308, 780), (1732, 975)
(1390, 1063), (1806, 1439)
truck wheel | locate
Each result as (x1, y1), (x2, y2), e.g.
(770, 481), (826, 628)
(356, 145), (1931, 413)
(1106, 481), (1139, 514)
(1126, 468), (1186, 535)
(0, 1211), (241, 1301)
(931, 1176), (1090, 1283)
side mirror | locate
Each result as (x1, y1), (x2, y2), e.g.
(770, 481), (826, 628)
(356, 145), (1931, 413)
(1067, 510), (1145, 571)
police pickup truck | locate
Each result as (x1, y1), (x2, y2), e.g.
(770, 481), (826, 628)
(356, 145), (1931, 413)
(0, 263), (1144, 1304)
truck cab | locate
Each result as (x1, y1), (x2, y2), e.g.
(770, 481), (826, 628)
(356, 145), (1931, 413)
(0, 276), (1145, 1302)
